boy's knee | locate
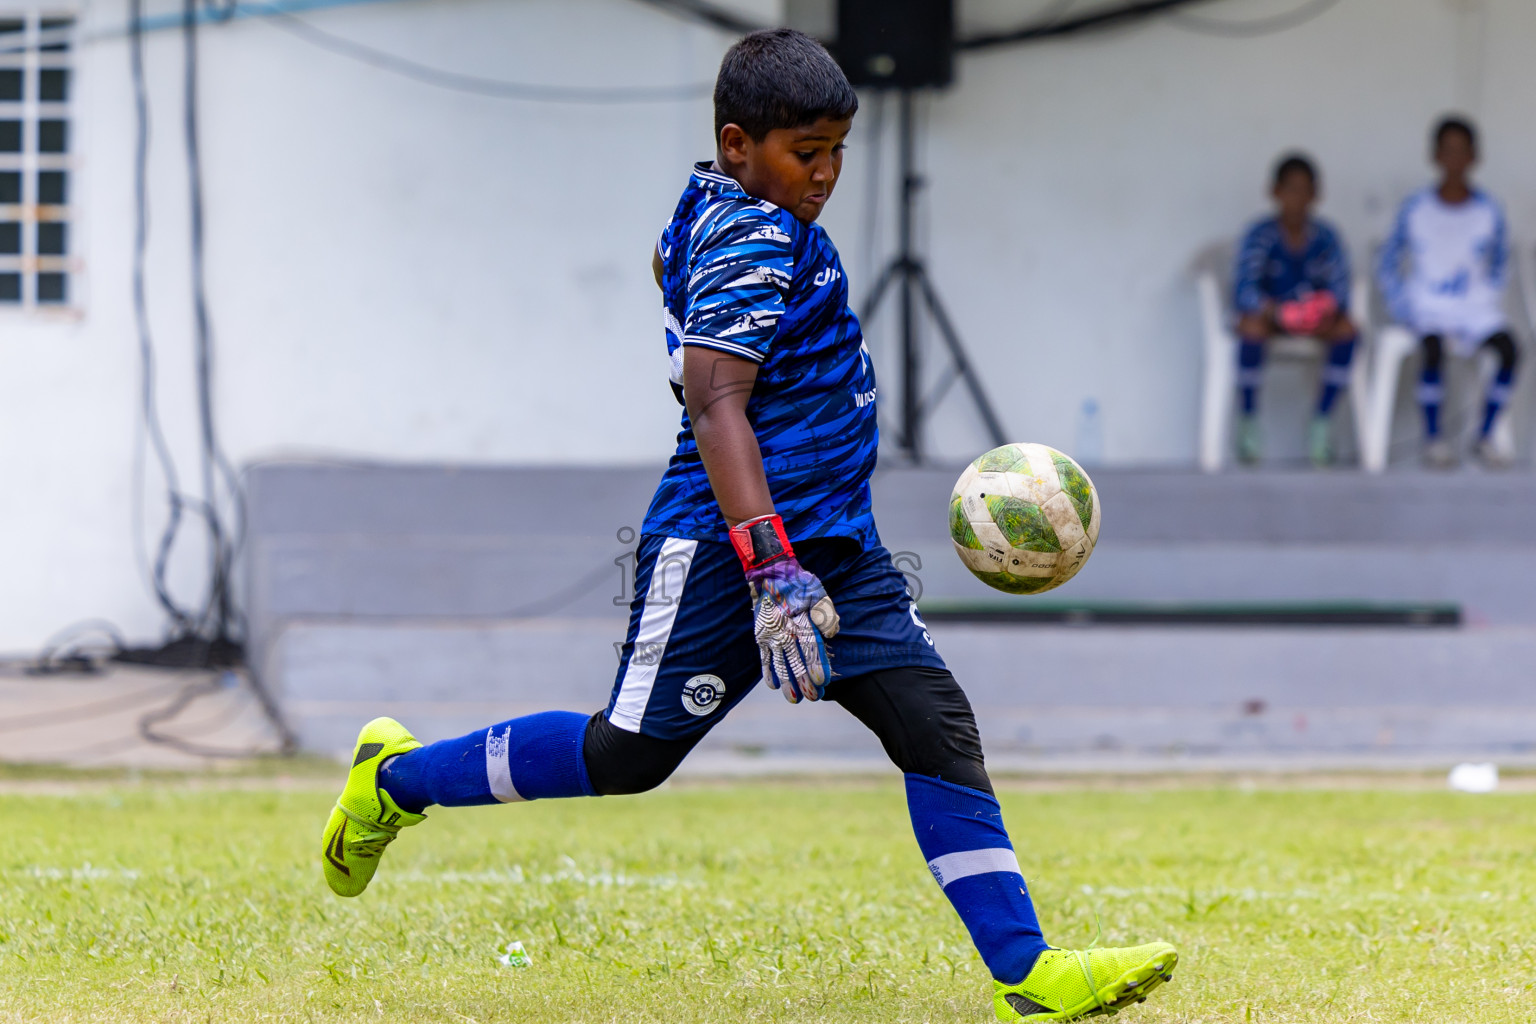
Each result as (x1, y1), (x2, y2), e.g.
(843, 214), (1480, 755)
(1421, 334), (1444, 370)
(831, 667), (992, 795)
(1327, 314), (1359, 342)
(582, 713), (697, 796)
(1487, 331), (1518, 371)
(1236, 313), (1270, 340)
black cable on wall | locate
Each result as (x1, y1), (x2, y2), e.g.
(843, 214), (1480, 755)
(957, 0), (1220, 52)
(181, 0), (244, 648)
(129, 0), (195, 633)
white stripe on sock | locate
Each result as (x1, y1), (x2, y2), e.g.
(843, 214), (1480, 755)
(485, 725), (525, 803)
(927, 848), (1021, 888)
(609, 537), (697, 733)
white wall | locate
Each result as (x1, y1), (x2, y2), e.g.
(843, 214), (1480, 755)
(833, 0), (1536, 463)
(0, 0), (763, 652)
(2, 0), (1535, 651)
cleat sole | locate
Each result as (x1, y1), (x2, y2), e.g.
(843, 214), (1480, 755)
(1094, 952), (1177, 1017)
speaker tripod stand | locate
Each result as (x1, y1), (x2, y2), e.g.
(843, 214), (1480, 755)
(860, 89), (1007, 463)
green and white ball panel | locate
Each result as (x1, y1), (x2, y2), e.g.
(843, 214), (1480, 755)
(948, 442), (1100, 595)
(971, 444), (1024, 473)
(1051, 453), (1101, 545)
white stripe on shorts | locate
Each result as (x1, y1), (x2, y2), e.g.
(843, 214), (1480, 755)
(927, 847), (1022, 889)
(609, 537), (698, 733)
(485, 724), (524, 803)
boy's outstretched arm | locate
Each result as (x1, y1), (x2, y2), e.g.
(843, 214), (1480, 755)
(684, 345), (838, 702)
(684, 347), (774, 527)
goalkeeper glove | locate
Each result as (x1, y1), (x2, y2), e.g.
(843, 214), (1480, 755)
(1275, 290), (1338, 335)
(729, 514), (840, 703)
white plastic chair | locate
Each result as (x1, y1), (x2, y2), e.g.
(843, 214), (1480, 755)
(1359, 247), (1526, 472)
(1196, 252), (1371, 473)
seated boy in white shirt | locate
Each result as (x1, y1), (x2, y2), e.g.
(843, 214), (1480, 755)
(1377, 116), (1518, 468)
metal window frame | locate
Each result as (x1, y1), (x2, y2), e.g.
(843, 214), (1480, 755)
(0, 7), (78, 317)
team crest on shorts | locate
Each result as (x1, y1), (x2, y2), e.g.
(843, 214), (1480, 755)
(681, 674), (725, 716)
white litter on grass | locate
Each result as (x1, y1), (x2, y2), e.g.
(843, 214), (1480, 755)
(25, 863), (141, 882)
(386, 858), (699, 889)
(497, 941), (531, 968)
(1448, 762), (1499, 793)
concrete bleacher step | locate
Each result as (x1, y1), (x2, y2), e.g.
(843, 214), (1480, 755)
(246, 463), (1536, 762)
(279, 618), (1536, 765)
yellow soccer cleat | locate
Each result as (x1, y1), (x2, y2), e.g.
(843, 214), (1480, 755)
(321, 717), (426, 897)
(994, 942), (1179, 1021)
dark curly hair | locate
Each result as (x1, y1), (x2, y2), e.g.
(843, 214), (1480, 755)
(714, 29), (858, 143)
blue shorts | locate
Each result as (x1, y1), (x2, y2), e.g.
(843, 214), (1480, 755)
(605, 534), (947, 740)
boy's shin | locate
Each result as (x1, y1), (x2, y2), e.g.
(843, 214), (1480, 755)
(379, 711), (596, 812)
(905, 773), (1048, 985)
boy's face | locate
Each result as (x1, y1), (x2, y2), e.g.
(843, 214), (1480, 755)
(1272, 170), (1316, 221)
(1434, 130), (1476, 178)
(718, 116), (853, 224)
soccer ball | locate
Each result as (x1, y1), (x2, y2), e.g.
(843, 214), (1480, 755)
(949, 443), (1101, 594)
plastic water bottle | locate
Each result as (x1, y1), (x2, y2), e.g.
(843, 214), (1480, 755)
(498, 940), (532, 967)
(1075, 398), (1105, 467)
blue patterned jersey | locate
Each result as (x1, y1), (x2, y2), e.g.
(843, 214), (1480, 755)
(642, 163), (880, 548)
(1233, 216), (1351, 314)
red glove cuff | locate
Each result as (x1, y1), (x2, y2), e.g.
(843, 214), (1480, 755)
(729, 514), (795, 572)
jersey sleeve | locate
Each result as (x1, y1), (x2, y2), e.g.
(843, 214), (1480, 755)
(1485, 197), (1510, 292)
(681, 204), (794, 365)
(1232, 222), (1269, 314)
(1376, 197), (1414, 324)
(1316, 223), (1352, 312)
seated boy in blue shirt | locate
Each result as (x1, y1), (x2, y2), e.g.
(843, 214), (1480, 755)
(316, 28), (1178, 1024)
(1232, 153), (1359, 466)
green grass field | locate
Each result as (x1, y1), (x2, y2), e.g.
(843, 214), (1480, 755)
(3, 778), (1534, 1023)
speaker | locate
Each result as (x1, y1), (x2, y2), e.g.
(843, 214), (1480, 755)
(836, 0), (955, 89)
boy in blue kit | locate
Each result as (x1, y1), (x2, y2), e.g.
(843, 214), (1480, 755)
(319, 30), (1177, 1022)
(1232, 153), (1360, 466)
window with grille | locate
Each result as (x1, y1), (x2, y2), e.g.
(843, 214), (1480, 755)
(0, 10), (73, 311)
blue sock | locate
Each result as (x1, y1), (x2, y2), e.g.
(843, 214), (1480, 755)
(379, 711), (595, 812)
(1481, 367), (1515, 438)
(905, 774), (1048, 984)
(1317, 335), (1355, 416)
(1237, 338), (1265, 415)
(1419, 364), (1443, 438)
